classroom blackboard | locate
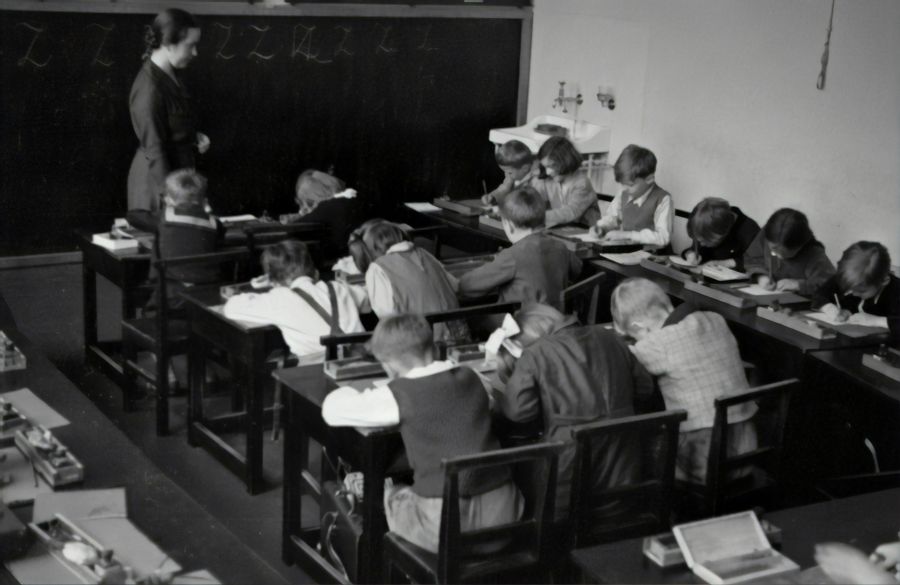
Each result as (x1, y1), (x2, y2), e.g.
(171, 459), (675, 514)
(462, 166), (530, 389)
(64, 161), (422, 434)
(0, 7), (524, 255)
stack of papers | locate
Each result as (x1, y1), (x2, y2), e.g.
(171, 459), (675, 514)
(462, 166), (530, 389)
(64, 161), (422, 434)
(405, 202), (443, 213)
(599, 250), (652, 265)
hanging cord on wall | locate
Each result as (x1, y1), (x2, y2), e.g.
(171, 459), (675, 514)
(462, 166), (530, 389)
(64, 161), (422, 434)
(816, 0), (836, 90)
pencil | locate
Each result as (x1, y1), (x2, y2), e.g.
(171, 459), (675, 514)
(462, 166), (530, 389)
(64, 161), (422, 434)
(481, 180), (488, 196)
(833, 293), (842, 310)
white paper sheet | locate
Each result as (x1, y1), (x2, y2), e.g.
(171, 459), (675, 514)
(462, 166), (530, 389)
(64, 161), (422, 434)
(32, 489), (128, 524)
(738, 284), (781, 296)
(78, 517), (182, 579)
(668, 255), (695, 268)
(2, 388), (70, 429)
(404, 202), (443, 213)
(702, 265), (748, 282)
(599, 251), (652, 266)
(567, 232), (602, 243)
(5, 542), (86, 585)
(218, 214), (256, 224)
(174, 570), (222, 584)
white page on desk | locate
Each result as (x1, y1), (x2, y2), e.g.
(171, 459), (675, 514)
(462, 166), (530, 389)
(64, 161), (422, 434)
(566, 232), (601, 243)
(33, 488), (128, 524)
(174, 569), (222, 584)
(668, 255), (695, 268)
(702, 265), (748, 282)
(0, 446), (53, 505)
(738, 285), (782, 296)
(219, 214), (257, 223)
(404, 202), (443, 213)
(78, 517), (182, 578)
(5, 542), (86, 585)
(599, 251), (652, 266)
(2, 388), (69, 428)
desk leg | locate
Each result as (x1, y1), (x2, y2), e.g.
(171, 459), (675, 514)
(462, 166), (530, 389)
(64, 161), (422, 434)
(187, 329), (206, 448)
(282, 391), (307, 565)
(245, 348), (265, 494)
(359, 439), (389, 584)
(82, 261), (98, 353)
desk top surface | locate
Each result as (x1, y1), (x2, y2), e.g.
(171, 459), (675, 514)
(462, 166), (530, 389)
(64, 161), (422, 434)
(0, 328), (288, 585)
(809, 347), (900, 399)
(180, 285), (276, 333)
(571, 487), (900, 584)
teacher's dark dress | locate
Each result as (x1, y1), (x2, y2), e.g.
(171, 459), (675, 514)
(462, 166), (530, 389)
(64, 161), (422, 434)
(127, 60), (198, 211)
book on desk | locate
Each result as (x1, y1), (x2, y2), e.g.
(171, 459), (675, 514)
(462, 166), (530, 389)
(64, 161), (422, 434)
(673, 511), (799, 584)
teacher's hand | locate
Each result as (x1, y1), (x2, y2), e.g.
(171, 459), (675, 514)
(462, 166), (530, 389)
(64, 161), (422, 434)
(196, 132), (211, 154)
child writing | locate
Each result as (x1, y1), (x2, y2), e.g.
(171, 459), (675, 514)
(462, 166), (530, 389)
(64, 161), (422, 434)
(348, 219), (463, 338)
(127, 169), (223, 306)
(812, 241), (899, 340)
(491, 303), (653, 520)
(282, 169), (362, 262)
(592, 144), (673, 250)
(458, 187), (582, 310)
(533, 136), (601, 228)
(223, 240), (366, 364)
(682, 197), (760, 271)
(743, 208), (835, 295)
(611, 278), (758, 485)
(322, 314), (523, 553)
(481, 139), (539, 207)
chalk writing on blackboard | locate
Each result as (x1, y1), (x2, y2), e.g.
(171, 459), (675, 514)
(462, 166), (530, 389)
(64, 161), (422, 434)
(16, 22), (51, 68)
(86, 23), (115, 67)
(248, 25), (276, 61)
(213, 23), (236, 60)
(375, 24), (398, 55)
(292, 24), (332, 63)
(334, 26), (355, 57)
(416, 25), (438, 52)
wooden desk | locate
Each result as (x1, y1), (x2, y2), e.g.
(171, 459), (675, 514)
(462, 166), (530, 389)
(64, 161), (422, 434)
(571, 487), (900, 584)
(76, 223), (316, 384)
(77, 232), (152, 383)
(588, 258), (883, 379)
(0, 328), (289, 585)
(276, 365), (404, 584)
(181, 286), (287, 495)
(396, 205), (509, 255)
(797, 348), (900, 479)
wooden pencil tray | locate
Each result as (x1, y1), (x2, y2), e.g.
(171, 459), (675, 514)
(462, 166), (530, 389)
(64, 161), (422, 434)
(755, 307), (836, 340)
(684, 281), (756, 309)
(640, 259), (694, 283)
(432, 198), (486, 217)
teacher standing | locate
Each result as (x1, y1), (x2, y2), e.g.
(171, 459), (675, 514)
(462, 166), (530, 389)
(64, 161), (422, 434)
(127, 8), (210, 211)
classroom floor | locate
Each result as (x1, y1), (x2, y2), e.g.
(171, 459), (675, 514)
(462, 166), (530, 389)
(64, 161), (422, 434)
(0, 262), (315, 584)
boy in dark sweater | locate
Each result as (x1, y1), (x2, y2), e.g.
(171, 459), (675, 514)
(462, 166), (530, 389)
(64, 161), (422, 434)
(126, 169), (223, 306)
(458, 186), (582, 310)
(322, 314), (522, 553)
(682, 197), (760, 271)
(812, 241), (900, 342)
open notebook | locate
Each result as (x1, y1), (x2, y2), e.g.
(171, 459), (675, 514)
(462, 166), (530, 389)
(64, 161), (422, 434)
(673, 511), (799, 584)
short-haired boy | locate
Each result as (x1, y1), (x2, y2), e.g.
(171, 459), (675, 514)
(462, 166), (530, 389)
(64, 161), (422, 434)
(322, 314), (522, 553)
(812, 241), (900, 342)
(611, 278), (757, 484)
(126, 169), (223, 305)
(481, 140), (538, 206)
(459, 187), (582, 310)
(593, 144), (673, 249)
(224, 240), (367, 363)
